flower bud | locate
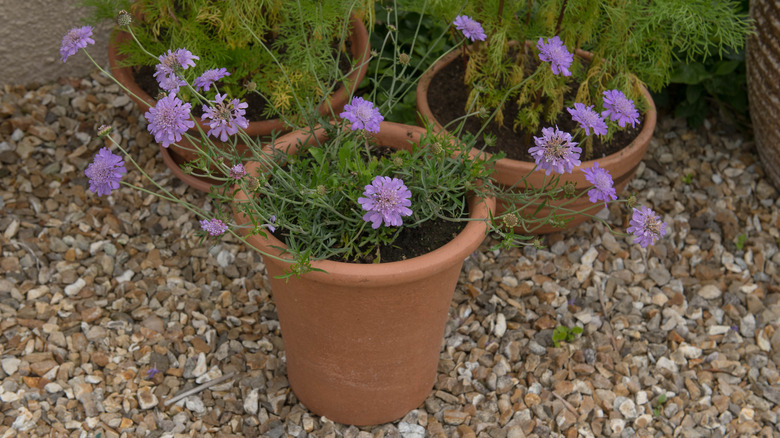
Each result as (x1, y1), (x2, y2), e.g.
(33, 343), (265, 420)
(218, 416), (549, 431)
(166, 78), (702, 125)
(317, 185), (327, 196)
(245, 176), (260, 192)
(431, 142), (443, 155)
(393, 157), (403, 167)
(117, 10), (132, 27)
(563, 181), (576, 198)
(398, 53), (410, 65)
(245, 81), (257, 92)
(97, 125), (113, 138)
(626, 194), (637, 209)
(502, 214), (518, 229)
(533, 237), (544, 249)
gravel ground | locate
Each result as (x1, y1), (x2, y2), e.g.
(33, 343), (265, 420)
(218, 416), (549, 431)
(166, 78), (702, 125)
(1, 72), (780, 438)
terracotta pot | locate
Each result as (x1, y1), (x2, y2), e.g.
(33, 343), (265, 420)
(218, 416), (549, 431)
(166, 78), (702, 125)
(416, 46), (657, 234)
(232, 121), (495, 425)
(108, 15), (371, 192)
(746, 0), (780, 190)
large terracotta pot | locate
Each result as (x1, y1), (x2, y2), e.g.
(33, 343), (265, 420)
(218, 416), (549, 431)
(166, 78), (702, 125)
(232, 122), (494, 426)
(108, 15), (370, 192)
(747, 0), (780, 190)
(416, 47), (657, 234)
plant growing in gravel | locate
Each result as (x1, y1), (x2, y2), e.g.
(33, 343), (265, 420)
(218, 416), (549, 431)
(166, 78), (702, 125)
(66, 2), (668, 276)
(401, 0), (752, 158)
(551, 325), (583, 348)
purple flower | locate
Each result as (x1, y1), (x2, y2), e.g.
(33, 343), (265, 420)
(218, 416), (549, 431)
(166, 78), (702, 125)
(453, 15), (486, 42)
(626, 206), (668, 248)
(340, 97), (383, 133)
(582, 162), (617, 207)
(567, 103), (608, 136)
(358, 176), (413, 229)
(154, 48), (199, 92)
(266, 215), (276, 233)
(194, 68), (231, 92)
(602, 90), (640, 128)
(60, 26), (95, 62)
(229, 163), (246, 179)
(147, 365), (160, 379)
(537, 36), (573, 77)
(201, 94), (249, 142)
(528, 126), (582, 175)
(200, 218), (228, 236)
(85, 147), (126, 196)
(145, 94), (195, 148)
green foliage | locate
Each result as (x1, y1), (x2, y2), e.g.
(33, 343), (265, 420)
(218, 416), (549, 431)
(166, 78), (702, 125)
(81, 0), (374, 121)
(653, 393), (668, 416)
(400, 0), (752, 138)
(552, 325), (583, 347)
(735, 233), (747, 251)
(681, 173), (693, 185)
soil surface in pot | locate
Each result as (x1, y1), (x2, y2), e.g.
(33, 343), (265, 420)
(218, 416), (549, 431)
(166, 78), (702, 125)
(426, 56), (643, 162)
(272, 217), (466, 264)
(133, 39), (355, 122)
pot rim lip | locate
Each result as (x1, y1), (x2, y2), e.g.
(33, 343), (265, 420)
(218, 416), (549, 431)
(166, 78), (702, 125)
(107, 14), (370, 134)
(415, 42), (658, 172)
(232, 121), (496, 285)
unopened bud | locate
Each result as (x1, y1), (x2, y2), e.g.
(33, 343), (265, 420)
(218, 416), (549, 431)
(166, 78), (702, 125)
(392, 157), (403, 167)
(245, 176), (260, 192)
(316, 185), (326, 195)
(245, 81), (257, 92)
(502, 214), (518, 229)
(97, 124), (113, 138)
(563, 181), (576, 198)
(626, 194), (637, 209)
(398, 53), (410, 65)
(431, 142), (443, 154)
(533, 237), (544, 249)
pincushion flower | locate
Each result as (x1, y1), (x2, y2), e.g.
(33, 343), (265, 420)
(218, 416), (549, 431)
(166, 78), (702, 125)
(194, 68), (231, 92)
(528, 127), (582, 175)
(453, 15), (486, 42)
(627, 206), (668, 248)
(358, 176), (413, 229)
(202, 94), (249, 142)
(60, 26), (95, 62)
(340, 97), (383, 133)
(567, 103), (608, 136)
(581, 162), (617, 207)
(601, 89), (640, 128)
(85, 147), (126, 196)
(537, 36), (573, 76)
(145, 94), (195, 148)
(154, 48), (199, 92)
(229, 163), (247, 180)
(200, 218), (228, 236)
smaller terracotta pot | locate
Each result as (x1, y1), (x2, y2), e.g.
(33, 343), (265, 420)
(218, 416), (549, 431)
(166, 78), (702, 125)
(108, 15), (371, 192)
(416, 46), (657, 234)
(232, 121), (495, 426)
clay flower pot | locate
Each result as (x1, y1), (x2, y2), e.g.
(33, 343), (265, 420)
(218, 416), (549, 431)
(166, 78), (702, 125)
(416, 46), (657, 234)
(232, 122), (495, 426)
(108, 15), (371, 192)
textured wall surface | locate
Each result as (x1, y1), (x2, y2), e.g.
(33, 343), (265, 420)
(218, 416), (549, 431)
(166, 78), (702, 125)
(0, 0), (111, 86)
(747, 0), (780, 190)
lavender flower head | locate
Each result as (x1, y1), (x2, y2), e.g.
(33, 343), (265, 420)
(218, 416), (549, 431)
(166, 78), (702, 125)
(61, 26), (95, 62)
(582, 162), (617, 207)
(145, 94), (195, 148)
(567, 103), (608, 136)
(229, 163), (247, 180)
(200, 218), (228, 236)
(340, 97), (383, 133)
(85, 147), (126, 196)
(626, 206), (667, 248)
(358, 176), (413, 229)
(194, 68), (231, 92)
(528, 126), (582, 175)
(453, 15), (486, 42)
(154, 48), (199, 92)
(601, 90), (640, 128)
(202, 93), (249, 142)
(537, 36), (573, 76)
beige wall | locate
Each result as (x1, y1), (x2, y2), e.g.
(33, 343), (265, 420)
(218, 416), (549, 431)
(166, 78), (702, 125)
(0, 0), (112, 86)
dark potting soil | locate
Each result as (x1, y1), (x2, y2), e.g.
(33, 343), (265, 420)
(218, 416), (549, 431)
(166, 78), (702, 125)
(425, 56), (643, 162)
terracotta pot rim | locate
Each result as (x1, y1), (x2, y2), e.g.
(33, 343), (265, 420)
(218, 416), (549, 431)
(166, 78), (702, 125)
(415, 42), (658, 173)
(108, 14), (370, 135)
(158, 144), (216, 193)
(233, 121), (495, 286)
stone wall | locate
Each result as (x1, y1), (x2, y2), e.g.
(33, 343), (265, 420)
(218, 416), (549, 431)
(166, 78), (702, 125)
(0, 0), (111, 86)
